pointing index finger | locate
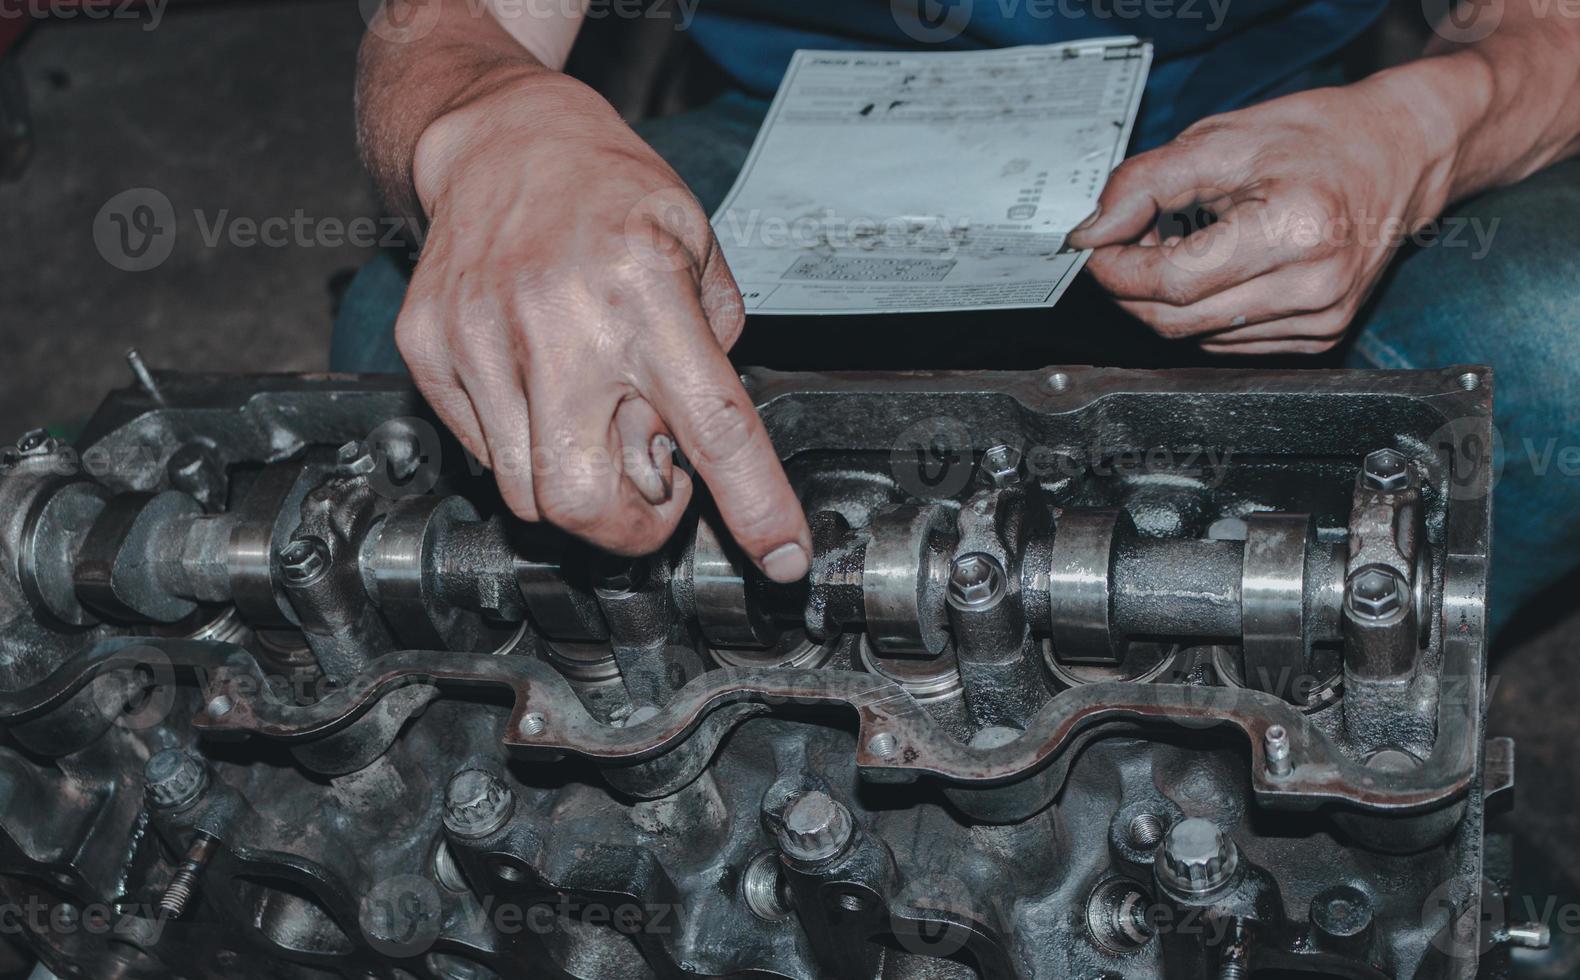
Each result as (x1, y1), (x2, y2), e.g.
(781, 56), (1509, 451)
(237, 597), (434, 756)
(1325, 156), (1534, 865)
(640, 312), (811, 583)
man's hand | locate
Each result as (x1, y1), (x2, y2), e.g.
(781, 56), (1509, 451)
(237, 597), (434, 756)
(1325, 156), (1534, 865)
(1071, 0), (1580, 357)
(1068, 83), (1457, 355)
(395, 72), (811, 580)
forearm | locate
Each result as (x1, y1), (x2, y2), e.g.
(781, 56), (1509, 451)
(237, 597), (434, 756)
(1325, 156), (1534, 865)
(355, 0), (582, 225)
(1356, 1), (1580, 219)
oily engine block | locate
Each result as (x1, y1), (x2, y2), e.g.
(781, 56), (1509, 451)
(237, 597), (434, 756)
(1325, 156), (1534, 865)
(0, 365), (1514, 979)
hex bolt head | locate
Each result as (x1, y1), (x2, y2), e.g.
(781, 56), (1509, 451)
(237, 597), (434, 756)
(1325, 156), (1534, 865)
(443, 769), (515, 839)
(1348, 567), (1405, 620)
(948, 552), (1006, 609)
(145, 749), (208, 810)
(979, 444), (1023, 487)
(778, 791), (854, 863)
(1157, 817), (1238, 896)
(278, 537), (330, 587)
(1361, 448), (1410, 492)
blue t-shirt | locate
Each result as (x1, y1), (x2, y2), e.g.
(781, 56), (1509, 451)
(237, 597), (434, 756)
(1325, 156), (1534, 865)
(687, 0), (1386, 149)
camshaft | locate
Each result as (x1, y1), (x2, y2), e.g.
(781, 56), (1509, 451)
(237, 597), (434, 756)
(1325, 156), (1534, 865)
(12, 440), (1427, 699)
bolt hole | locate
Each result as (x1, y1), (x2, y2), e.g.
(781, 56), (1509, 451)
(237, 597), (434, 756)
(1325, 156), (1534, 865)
(1048, 371), (1071, 392)
(1127, 812), (1165, 850)
(519, 712), (547, 737)
(866, 732), (898, 759)
(1458, 371), (1481, 391)
(836, 892), (870, 912)
(432, 841), (470, 893)
(493, 862), (525, 883)
(742, 850), (793, 921)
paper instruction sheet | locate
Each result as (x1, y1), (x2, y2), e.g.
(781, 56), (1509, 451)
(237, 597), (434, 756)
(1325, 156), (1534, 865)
(711, 38), (1153, 315)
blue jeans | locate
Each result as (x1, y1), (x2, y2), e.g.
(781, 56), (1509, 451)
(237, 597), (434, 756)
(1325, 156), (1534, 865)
(333, 90), (1580, 638)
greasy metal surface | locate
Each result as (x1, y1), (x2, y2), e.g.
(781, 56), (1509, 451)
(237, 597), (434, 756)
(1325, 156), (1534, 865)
(0, 634), (1479, 811)
(0, 365), (1499, 980)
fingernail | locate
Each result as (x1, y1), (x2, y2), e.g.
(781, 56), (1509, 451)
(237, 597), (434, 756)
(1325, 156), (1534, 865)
(761, 542), (809, 583)
(649, 433), (675, 482)
(1073, 205), (1102, 232)
(629, 434), (675, 506)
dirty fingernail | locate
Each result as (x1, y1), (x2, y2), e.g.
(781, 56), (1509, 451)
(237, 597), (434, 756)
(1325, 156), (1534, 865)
(628, 434), (675, 506)
(650, 433), (675, 477)
(761, 542), (810, 583)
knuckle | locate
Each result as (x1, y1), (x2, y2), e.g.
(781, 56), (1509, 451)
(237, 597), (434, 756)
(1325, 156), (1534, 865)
(1156, 273), (1200, 307)
(496, 475), (540, 522)
(686, 394), (761, 470)
(1315, 308), (1353, 339)
(1178, 114), (1231, 142)
(1102, 156), (1150, 198)
(600, 248), (663, 287)
(1290, 270), (1347, 310)
(535, 473), (611, 534)
(1282, 187), (1342, 235)
(603, 247), (688, 301)
(726, 506), (792, 549)
(1132, 303), (1185, 338)
(705, 287), (747, 347)
(629, 513), (684, 555)
(394, 308), (440, 367)
(1106, 157), (1140, 186)
(1129, 301), (1198, 340)
(1083, 250), (1124, 289)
